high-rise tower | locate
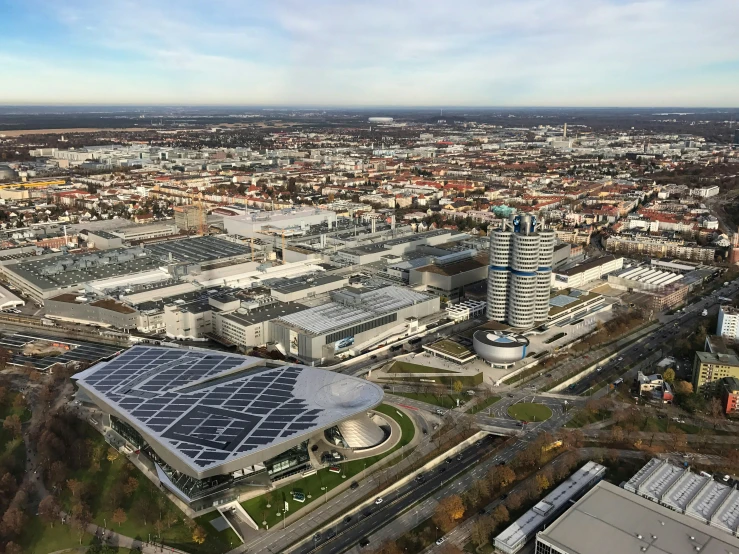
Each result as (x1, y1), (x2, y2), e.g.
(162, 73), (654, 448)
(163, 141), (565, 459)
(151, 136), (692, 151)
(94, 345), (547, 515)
(487, 214), (555, 328)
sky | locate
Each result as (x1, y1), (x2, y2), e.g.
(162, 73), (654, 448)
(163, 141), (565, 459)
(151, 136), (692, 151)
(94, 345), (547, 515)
(0, 0), (737, 107)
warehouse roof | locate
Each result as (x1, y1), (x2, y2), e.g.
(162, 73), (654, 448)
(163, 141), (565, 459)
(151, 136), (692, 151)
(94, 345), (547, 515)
(539, 481), (739, 554)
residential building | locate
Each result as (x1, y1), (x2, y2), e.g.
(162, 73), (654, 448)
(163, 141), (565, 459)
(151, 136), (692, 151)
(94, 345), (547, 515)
(692, 350), (739, 394)
(720, 376), (739, 415)
(717, 305), (739, 343)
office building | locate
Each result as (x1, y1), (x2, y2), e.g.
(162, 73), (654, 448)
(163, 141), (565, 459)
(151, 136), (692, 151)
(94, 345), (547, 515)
(487, 214), (555, 328)
(692, 350), (739, 394)
(494, 461), (605, 554)
(717, 305), (739, 343)
(73, 346), (385, 506)
(535, 480), (739, 554)
(271, 285), (439, 363)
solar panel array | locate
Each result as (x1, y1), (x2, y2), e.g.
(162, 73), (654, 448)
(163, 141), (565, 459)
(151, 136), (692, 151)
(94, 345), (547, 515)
(77, 346), (332, 472)
(0, 331), (123, 370)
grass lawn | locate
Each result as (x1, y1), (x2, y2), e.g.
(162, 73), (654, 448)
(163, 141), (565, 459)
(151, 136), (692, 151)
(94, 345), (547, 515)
(242, 403), (415, 529)
(466, 396), (501, 415)
(388, 361), (455, 374)
(465, 542), (494, 554)
(564, 408), (612, 428)
(395, 392), (467, 409)
(507, 402), (552, 422)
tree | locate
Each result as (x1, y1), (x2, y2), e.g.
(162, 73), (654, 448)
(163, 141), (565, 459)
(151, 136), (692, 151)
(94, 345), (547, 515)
(611, 426), (625, 444)
(489, 466), (516, 492)
(491, 504), (510, 529)
(505, 491), (524, 511)
(433, 494), (465, 532)
(4, 542), (23, 554)
(112, 508), (127, 527)
(67, 478), (84, 498)
(192, 525), (207, 545)
(453, 380), (463, 394)
(536, 474), (551, 494)
(440, 545), (464, 554)
(662, 368), (676, 383)
(71, 502), (92, 545)
(107, 447), (120, 462)
(123, 476), (139, 496)
(674, 380), (693, 395)
(1, 506), (25, 537)
(709, 398), (725, 428)
(470, 517), (492, 547)
(38, 495), (60, 527)
(3, 414), (21, 438)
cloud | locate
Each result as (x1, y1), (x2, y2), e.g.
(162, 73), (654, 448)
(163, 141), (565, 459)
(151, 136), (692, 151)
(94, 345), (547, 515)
(1, 0), (738, 105)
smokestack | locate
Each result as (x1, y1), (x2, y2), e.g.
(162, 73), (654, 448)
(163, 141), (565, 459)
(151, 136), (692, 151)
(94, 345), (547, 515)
(371, 219), (376, 234)
(391, 214), (396, 230)
(563, 123), (567, 139)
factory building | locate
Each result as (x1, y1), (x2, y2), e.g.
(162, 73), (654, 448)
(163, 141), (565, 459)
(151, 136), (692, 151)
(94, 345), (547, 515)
(494, 461), (606, 554)
(271, 285), (440, 363)
(551, 255), (624, 290)
(536, 479), (739, 554)
(221, 208), (337, 238)
(487, 214), (555, 328)
(409, 250), (488, 303)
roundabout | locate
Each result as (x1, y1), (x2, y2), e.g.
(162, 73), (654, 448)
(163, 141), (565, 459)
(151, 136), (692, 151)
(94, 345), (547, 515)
(507, 402), (552, 422)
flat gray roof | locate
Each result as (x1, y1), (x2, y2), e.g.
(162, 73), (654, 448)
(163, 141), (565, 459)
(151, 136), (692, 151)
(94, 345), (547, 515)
(220, 301), (306, 326)
(539, 481), (739, 554)
(268, 274), (346, 295)
(144, 236), (251, 264)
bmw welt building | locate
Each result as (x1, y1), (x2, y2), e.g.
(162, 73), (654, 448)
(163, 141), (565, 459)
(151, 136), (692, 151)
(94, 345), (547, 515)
(74, 346), (384, 506)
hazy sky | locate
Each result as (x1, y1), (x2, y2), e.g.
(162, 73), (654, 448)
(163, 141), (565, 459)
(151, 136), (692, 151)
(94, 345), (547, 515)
(1, 0), (737, 106)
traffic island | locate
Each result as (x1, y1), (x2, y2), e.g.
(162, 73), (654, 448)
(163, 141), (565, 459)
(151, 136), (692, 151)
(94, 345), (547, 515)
(507, 402), (552, 422)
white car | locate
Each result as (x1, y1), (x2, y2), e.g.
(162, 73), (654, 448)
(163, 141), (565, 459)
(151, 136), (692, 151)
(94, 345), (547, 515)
(375, 497), (383, 505)
(436, 537), (446, 545)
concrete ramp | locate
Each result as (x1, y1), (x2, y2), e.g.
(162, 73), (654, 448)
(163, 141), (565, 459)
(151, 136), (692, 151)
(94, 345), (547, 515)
(217, 501), (259, 543)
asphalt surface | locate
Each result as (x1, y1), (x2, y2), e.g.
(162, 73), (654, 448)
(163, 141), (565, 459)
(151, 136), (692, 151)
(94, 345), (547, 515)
(293, 435), (500, 554)
(564, 278), (739, 396)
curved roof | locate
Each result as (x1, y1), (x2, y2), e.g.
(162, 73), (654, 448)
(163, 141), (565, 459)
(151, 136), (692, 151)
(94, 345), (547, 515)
(337, 413), (386, 449)
(473, 330), (530, 348)
(74, 345), (383, 478)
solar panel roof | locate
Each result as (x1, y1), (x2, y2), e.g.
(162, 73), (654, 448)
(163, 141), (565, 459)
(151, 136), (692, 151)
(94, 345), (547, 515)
(74, 345), (383, 478)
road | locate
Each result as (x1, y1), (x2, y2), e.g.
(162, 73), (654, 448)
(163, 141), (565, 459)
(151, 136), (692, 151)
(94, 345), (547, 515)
(563, 278), (739, 396)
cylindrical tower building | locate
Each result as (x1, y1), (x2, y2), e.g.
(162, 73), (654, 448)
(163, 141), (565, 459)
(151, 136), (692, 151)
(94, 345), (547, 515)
(487, 214), (554, 328)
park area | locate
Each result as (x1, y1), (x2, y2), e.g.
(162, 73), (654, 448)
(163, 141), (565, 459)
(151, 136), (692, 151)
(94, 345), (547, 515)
(241, 403), (415, 529)
(507, 403), (552, 422)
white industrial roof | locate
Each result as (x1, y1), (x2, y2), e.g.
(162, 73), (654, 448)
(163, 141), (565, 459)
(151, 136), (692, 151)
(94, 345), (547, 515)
(278, 285), (430, 335)
(495, 461), (606, 551)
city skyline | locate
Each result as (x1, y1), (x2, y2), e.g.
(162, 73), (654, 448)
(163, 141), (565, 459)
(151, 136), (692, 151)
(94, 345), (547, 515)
(1, 0), (738, 107)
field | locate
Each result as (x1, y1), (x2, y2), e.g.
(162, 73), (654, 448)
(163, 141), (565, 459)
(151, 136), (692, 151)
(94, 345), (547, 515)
(507, 403), (552, 422)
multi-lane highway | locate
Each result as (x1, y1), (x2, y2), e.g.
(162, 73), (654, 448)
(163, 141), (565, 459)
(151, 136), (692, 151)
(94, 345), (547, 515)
(565, 278), (739, 396)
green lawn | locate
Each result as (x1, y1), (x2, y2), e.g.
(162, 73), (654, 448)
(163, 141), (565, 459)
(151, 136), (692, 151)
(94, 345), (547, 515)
(507, 403), (552, 422)
(395, 392), (467, 409)
(564, 408), (612, 428)
(241, 403), (415, 529)
(466, 396), (501, 415)
(388, 361), (455, 374)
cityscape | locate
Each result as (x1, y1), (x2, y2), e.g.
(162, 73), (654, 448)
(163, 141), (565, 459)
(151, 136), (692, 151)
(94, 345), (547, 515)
(1, 2), (739, 554)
